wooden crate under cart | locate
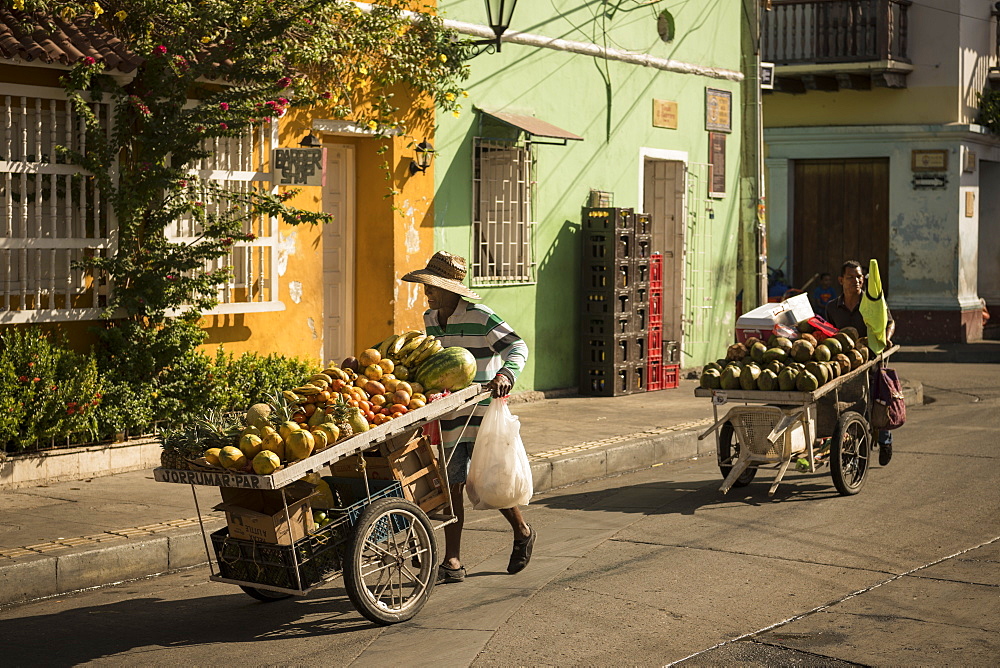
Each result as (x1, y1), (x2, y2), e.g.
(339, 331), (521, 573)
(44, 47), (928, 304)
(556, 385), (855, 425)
(332, 431), (449, 514)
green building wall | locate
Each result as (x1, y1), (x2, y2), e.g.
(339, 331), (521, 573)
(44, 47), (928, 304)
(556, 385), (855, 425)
(434, 1), (745, 391)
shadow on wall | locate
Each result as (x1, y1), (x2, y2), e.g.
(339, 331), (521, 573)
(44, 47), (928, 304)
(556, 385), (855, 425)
(534, 218), (580, 391)
(202, 314), (252, 344)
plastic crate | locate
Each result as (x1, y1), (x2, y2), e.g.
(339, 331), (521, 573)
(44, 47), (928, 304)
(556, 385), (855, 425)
(583, 260), (633, 290)
(582, 313), (636, 337)
(649, 287), (663, 326)
(580, 362), (645, 397)
(634, 305), (648, 332)
(647, 327), (662, 360)
(663, 340), (679, 363)
(211, 516), (349, 590)
(583, 207), (633, 232)
(647, 358), (663, 391)
(633, 259), (650, 285)
(583, 232), (613, 261)
(616, 231), (634, 260)
(634, 286), (648, 311)
(583, 288), (633, 316)
(650, 253), (663, 287)
(634, 212), (651, 235)
(663, 363), (680, 389)
(635, 234), (651, 259)
(582, 334), (646, 366)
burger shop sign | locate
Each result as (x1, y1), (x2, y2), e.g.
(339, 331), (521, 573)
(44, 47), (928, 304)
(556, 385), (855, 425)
(273, 147), (324, 187)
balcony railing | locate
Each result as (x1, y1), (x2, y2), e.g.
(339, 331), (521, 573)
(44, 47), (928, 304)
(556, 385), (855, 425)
(763, 0), (911, 66)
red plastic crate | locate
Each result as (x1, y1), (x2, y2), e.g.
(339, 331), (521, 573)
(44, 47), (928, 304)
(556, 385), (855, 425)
(650, 253), (663, 287)
(646, 358), (663, 391)
(663, 363), (680, 389)
(649, 287), (663, 327)
(647, 326), (662, 360)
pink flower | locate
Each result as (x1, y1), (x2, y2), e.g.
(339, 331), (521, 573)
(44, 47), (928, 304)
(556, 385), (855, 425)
(219, 122), (228, 129)
(278, 97), (289, 105)
(67, 402), (77, 408)
(178, 179), (187, 188)
(67, 408), (76, 415)
(156, 45), (167, 55)
(195, 125), (204, 133)
(51, 385), (57, 391)
(321, 91), (332, 99)
(245, 233), (257, 241)
(219, 102), (229, 111)
(28, 362), (34, 368)
(83, 57), (96, 65)
(32, 377), (40, 383)
(277, 76), (292, 88)
(18, 376), (28, 383)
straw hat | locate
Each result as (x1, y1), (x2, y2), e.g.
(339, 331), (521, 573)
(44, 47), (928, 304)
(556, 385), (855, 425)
(402, 251), (481, 300)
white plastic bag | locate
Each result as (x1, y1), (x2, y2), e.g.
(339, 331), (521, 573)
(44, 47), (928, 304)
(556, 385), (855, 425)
(466, 398), (533, 510)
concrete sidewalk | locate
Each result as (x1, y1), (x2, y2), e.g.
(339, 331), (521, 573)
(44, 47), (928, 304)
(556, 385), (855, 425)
(0, 370), (924, 607)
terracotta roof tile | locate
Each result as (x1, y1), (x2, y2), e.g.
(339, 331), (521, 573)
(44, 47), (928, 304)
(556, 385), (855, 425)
(0, 8), (142, 73)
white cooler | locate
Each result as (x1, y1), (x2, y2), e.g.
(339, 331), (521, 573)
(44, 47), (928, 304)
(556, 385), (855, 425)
(735, 293), (814, 343)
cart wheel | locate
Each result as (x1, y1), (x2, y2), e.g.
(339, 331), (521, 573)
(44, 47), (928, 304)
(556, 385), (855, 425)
(718, 422), (757, 487)
(831, 411), (870, 496)
(344, 496), (437, 625)
(239, 585), (294, 602)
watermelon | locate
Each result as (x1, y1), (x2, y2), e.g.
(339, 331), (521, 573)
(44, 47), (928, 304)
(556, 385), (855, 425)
(414, 347), (477, 392)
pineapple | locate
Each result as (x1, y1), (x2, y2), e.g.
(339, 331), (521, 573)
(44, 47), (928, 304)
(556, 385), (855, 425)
(159, 424), (205, 470)
(324, 396), (354, 441)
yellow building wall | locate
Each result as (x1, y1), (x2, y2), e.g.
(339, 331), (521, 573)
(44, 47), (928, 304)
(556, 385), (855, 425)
(764, 86), (959, 128)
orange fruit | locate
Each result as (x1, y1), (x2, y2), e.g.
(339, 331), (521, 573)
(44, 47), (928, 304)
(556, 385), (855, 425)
(358, 349), (381, 367)
(408, 398), (426, 410)
(389, 404), (408, 415)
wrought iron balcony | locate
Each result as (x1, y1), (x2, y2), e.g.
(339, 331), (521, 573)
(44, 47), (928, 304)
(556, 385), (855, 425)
(762, 0), (912, 93)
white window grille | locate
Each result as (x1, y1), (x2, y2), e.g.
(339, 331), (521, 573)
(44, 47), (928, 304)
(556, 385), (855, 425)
(471, 138), (536, 285)
(1, 88), (112, 324)
(170, 127), (281, 315)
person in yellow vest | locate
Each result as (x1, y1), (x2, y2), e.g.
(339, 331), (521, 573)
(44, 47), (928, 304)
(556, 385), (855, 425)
(824, 260), (895, 465)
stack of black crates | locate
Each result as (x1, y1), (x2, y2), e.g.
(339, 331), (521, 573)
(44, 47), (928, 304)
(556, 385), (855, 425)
(580, 207), (652, 396)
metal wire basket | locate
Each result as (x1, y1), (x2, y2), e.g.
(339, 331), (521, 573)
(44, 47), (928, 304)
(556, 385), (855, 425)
(725, 405), (808, 461)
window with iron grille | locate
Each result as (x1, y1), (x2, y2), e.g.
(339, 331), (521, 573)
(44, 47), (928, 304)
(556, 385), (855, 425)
(471, 137), (536, 285)
(0, 87), (281, 323)
(168, 127), (281, 315)
(1, 89), (112, 324)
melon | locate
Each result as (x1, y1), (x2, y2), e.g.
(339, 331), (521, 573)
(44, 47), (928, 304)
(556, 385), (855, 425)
(414, 347), (477, 392)
(252, 450), (281, 475)
(244, 403), (272, 429)
(219, 446), (247, 470)
(285, 429), (315, 462)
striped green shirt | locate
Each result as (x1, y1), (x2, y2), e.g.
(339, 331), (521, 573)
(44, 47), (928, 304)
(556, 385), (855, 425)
(424, 299), (528, 448)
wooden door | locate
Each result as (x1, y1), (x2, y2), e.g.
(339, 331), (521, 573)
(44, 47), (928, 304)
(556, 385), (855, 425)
(323, 144), (355, 363)
(792, 158), (889, 290)
(643, 158), (685, 349)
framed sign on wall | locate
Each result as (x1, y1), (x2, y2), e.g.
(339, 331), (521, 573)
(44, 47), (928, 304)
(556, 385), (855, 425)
(709, 132), (726, 198)
(705, 88), (732, 133)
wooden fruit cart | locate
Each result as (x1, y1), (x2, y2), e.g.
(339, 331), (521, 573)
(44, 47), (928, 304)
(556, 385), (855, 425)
(153, 384), (490, 625)
(695, 346), (898, 497)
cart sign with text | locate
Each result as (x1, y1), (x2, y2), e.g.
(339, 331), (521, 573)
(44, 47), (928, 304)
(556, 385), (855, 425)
(274, 147), (325, 186)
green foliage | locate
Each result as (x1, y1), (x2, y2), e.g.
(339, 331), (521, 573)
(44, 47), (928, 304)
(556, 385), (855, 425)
(978, 87), (1000, 134)
(0, 329), (101, 451)
(214, 351), (319, 412)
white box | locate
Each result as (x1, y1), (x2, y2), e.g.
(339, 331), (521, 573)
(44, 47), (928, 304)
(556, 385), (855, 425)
(735, 293), (815, 343)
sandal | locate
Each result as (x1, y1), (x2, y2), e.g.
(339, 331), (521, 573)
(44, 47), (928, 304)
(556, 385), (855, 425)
(437, 564), (466, 583)
(507, 525), (536, 574)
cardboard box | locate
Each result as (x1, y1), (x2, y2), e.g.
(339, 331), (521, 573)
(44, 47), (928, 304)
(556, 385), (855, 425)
(215, 482), (316, 545)
(332, 434), (448, 514)
(735, 293), (814, 343)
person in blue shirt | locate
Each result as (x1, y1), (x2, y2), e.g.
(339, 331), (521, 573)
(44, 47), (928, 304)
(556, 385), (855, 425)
(811, 272), (837, 311)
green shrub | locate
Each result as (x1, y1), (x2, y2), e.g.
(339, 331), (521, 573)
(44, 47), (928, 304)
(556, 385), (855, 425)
(0, 329), (101, 451)
(978, 87), (1000, 133)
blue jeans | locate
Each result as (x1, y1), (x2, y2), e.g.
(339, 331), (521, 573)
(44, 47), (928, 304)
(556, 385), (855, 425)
(878, 430), (893, 446)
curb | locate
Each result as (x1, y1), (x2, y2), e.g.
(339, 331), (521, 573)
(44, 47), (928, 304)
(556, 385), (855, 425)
(0, 428), (707, 608)
(0, 378), (923, 607)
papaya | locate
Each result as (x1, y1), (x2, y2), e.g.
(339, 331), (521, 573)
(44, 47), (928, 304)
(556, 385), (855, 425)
(740, 364), (761, 391)
(791, 340), (814, 363)
(813, 344), (832, 362)
(763, 347), (789, 365)
(700, 368), (722, 389)
(750, 342), (767, 363)
(822, 337), (843, 356)
(726, 343), (748, 361)
(835, 331), (855, 352)
(773, 337), (793, 352)
(778, 367), (798, 391)
(757, 369), (778, 391)
(833, 353), (852, 375)
(796, 370), (819, 392)
(720, 365), (742, 390)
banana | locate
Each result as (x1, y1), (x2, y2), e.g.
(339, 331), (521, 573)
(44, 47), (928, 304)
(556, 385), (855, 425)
(324, 368), (348, 381)
(411, 339), (443, 367)
(389, 330), (422, 357)
(377, 334), (399, 358)
(282, 390), (301, 403)
(403, 336), (437, 367)
(308, 373), (333, 385)
(292, 384), (323, 395)
(395, 334), (427, 361)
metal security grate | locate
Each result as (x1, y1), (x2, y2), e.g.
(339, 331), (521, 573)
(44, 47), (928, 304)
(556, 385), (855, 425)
(1, 91), (112, 323)
(471, 138), (536, 285)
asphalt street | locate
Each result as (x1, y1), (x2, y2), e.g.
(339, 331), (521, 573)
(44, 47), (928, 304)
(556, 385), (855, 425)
(0, 361), (997, 666)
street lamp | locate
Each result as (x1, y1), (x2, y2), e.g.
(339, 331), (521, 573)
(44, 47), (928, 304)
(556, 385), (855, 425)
(409, 140), (435, 175)
(469, 0), (518, 56)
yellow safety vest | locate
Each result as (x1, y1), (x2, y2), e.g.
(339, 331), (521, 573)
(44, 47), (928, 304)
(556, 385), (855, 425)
(860, 259), (888, 354)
